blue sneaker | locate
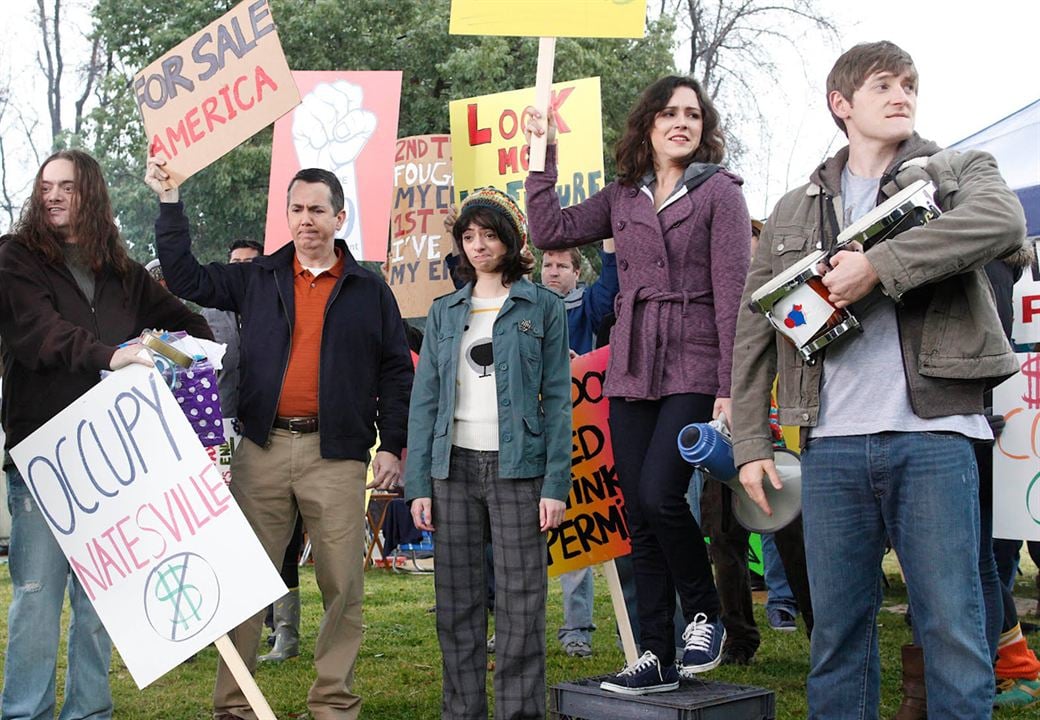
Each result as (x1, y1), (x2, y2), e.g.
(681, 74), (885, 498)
(600, 651), (679, 695)
(767, 607), (797, 632)
(679, 613), (726, 676)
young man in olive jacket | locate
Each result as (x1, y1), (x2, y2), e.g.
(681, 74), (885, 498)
(147, 160), (413, 720)
(731, 42), (1026, 718)
(0, 150), (212, 720)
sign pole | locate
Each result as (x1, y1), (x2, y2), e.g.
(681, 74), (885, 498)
(527, 36), (556, 172)
(602, 559), (638, 664)
(214, 634), (278, 720)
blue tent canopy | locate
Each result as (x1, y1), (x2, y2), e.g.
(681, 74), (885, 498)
(950, 98), (1040, 236)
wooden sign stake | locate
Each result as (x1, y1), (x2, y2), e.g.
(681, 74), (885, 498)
(215, 634), (277, 720)
(528, 36), (557, 172)
(602, 559), (638, 664)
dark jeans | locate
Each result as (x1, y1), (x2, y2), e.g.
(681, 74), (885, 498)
(609, 393), (720, 665)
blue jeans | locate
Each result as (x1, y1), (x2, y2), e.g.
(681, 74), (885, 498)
(558, 568), (595, 645)
(761, 533), (798, 615)
(801, 433), (991, 720)
(2, 468), (113, 720)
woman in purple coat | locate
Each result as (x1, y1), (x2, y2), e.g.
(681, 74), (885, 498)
(525, 76), (751, 694)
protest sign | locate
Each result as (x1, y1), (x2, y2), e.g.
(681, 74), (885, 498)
(1011, 240), (1040, 345)
(992, 353), (1040, 541)
(449, 0), (647, 38)
(10, 365), (286, 688)
(448, 77), (603, 208)
(265, 71), (402, 261)
(135, 0), (300, 187)
(387, 135), (457, 318)
(204, 418), (243, 485)
(547, 347), (630, 576)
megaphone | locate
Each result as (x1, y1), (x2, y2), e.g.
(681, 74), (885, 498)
(677, 419), (802, 533)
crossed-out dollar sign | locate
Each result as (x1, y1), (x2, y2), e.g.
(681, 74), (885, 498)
(1021, 354), (1040, 410)
(154, 559), (204, 640)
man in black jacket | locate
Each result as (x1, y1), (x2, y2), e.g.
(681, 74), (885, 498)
(147, 158), (413, 720)
(0, 149), (212, 720)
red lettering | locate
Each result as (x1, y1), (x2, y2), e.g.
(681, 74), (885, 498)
(185, 107), (205, 143)
(254, 64), (277, 101)
(430, 135), (450, 158)
(165, 120), (191, 157)
(550, 87), (575, 133)
(498, 145), (519, 174)
(218, 84), (238, 120)
(1023, 295), (1040, 324)
(149, 134), (171, 160)
(115, 515), (149, 571)
(499, 109), (518, 140)
(201, 96), (226, 133)
(70, 550), (107, 601)
(233, 74), (254, 110)
(467, 103), (491, 146)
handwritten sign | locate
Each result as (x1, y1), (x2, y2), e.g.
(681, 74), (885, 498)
(548, 347), (631, 576)
(448, 77), (604, 208)
(265, 71), (402, 260)
(135, 0), (300, 187)
(10, 365), (286, 688)
(387, 135), (457, 318)
(1012, 241), (1040, 345)
(992, 353), (1040, 541)
(450, 0), (647, 38)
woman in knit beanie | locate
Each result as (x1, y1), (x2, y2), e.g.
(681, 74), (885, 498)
(404, 187), (573, 720)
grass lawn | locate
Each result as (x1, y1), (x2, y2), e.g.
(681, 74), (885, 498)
(0, 555), (1038, 718)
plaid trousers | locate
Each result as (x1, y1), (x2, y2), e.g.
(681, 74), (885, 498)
(433, 446), (547, 720)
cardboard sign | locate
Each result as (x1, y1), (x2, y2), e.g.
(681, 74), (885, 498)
(448, 77), (604, 208)
(1012, 240), (1040, 345)
(992, 353), (1040, 541)
(449, 0), (647, 38)
(10, 366), (286, 687)
(387, 135), (457, 318)
(135, 0), (300, 187)
(548, 347), (631, 576)
(265, 71), (402, 261)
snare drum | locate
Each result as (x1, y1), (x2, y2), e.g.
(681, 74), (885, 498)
(837, 179), (941, 250)
(749, 249), (861, 363)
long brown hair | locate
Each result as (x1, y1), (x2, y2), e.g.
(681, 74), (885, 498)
(614, 76), (725, 186)
(14, 149), (132, 275)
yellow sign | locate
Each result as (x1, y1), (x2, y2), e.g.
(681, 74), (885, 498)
(450, 0), (647, 38)
(448, 77), (604, 209)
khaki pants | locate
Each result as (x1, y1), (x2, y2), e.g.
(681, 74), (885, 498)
(213, 429), (366, 720)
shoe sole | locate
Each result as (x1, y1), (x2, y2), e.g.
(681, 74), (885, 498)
(679, 628), (726, 676)
(599, 680), (679, 695)
(769, 625), (797, 632)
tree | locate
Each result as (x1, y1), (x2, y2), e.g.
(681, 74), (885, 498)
(654, 0), (838, 172)
(87, 0), (678, 264)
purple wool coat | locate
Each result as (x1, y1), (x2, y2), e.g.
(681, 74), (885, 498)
(525, 145), (751, 401)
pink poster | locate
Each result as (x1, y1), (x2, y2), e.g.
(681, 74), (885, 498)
(265, 71), (402, 260)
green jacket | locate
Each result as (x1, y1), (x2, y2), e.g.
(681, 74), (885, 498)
(731, 134), (1026, 467)
(404, 278), (573, 501)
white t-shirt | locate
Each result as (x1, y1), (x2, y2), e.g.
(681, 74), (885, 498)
(452, 294), (506, 450)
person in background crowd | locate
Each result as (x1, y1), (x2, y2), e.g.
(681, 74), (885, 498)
(405, 187), (571, 720)
(525, 73), (751, 694)
(0, 149), (211, 720)
(540, 242), (619, 658)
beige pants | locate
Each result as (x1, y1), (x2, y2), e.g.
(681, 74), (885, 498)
(213, 429), (367, 720)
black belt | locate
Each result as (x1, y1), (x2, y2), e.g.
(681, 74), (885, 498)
(273, 416), (319, 433)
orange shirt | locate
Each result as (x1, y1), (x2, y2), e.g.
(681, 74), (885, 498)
(276, 251), (344, 417)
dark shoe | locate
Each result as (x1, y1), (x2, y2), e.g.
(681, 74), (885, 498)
(767, 607), (797, 632)
(892, 643), (927, 720)
(563, 639), (592, 657)
(600, 651), (679, 695)
(720, 645), (754, 666)
(258, 588), (300, 662)
(678, 613), (726, 677)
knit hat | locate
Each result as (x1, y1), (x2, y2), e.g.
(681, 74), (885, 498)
(458, 187), (528, 248)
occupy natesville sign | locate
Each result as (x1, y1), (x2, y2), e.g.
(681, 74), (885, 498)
(134, 0), (300, 187)
(10, 365), (286, 688)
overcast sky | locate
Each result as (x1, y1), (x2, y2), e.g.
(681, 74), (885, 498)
(2, 1), (1038, 223)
